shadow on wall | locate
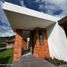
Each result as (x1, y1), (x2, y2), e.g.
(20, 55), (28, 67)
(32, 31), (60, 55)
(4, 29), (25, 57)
(47, 23), (56, 39)
(47, 23), (67, 40)
(62, 26), (67, 38)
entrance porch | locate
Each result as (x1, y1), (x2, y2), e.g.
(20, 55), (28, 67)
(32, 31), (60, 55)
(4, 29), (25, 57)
(3, 4), (56, 62)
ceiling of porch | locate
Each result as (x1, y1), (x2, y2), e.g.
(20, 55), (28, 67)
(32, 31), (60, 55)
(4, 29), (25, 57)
(4, 10), (55, 30)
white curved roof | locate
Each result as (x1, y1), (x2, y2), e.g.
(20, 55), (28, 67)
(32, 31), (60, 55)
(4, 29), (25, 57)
(3, 2), (59, 22)
(2, 2), (62, 30)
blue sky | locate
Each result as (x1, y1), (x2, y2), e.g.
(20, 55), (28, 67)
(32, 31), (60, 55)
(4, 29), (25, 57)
(0, 1), (15, 37)
(20, 0), (67, 18)
(5, 0), (67, 18)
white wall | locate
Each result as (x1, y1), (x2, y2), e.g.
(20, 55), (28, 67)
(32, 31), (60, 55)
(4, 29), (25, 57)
(47, 23), (67, 61)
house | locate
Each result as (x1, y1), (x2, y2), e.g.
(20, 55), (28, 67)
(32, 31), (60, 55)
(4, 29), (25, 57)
(1, 1), (67, 62)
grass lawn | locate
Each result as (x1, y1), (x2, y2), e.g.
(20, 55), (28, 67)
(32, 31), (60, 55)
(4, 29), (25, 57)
(0, 48), (13, 67)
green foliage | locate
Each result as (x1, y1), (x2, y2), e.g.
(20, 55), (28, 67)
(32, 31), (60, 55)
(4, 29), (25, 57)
(0, 48), (13, 67)
(45, 58), (64, 66)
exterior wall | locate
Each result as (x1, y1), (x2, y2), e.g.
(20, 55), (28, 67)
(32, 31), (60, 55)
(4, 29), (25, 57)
(47, 23), (67, 61)
(13, 23), (67, 62)
(13, 31), (22, 62)
(34, 29), (50, 59)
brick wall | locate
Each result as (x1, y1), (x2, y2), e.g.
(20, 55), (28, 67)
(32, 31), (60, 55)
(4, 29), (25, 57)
(13, 29), (27, 62)
(13, 32), (22, 62)
(34, 29), (50, 59)
(13, 29), (50, 62)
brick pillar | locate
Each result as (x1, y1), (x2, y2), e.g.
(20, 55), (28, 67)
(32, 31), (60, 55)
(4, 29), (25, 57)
(34, 29), (50, 59)
(41, 30), (50, 58)
(34, 29), (42, 58)
(13, 30), (22, 62)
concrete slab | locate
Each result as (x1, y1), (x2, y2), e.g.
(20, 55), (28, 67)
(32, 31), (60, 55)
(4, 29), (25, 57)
(11, 54), (57, 67)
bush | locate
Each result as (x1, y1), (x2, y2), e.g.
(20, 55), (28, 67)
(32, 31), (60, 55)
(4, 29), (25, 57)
(45, 58), (64, 66)
(0, 48), (13, 67)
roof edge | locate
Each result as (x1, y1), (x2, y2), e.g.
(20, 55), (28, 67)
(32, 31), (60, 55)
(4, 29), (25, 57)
(3, 2), (59, 22)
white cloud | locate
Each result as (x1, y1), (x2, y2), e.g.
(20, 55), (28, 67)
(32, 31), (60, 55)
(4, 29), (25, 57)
(35, 0), (67, 18)
(0, 1), (15, 37)
(47, 0), (67, 17)
(15, 0), (67, 18)
(20, 0), (26, 7)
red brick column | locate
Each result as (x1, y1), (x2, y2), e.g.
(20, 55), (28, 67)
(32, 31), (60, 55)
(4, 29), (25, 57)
(34, 29), (50, 59)
(41, 30), (50, 58)
(34, 29), (42, 58)
(13, 30), (22, 62)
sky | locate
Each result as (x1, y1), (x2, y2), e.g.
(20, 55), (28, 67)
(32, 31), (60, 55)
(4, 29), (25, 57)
(5, 0), (67, 18)
(0, 1), (15, 37)
(0, 0), (67, 37)
(21, 0), (67, 18)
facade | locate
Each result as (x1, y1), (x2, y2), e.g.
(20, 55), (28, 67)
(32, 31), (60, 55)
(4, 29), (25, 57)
(1, 1), (67, 62)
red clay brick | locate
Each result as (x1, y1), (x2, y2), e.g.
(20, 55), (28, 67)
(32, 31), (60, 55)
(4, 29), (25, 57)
(13, 32), (22, 62)
(34, 29), (50, 59)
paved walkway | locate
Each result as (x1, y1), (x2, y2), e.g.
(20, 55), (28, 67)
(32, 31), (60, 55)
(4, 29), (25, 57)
(11, 53), (56, 67)
(58, 65), (67, 67)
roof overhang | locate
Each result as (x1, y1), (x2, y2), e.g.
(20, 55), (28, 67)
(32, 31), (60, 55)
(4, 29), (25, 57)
(3, 2), (59, 30)
(58, 16), (67, 26)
